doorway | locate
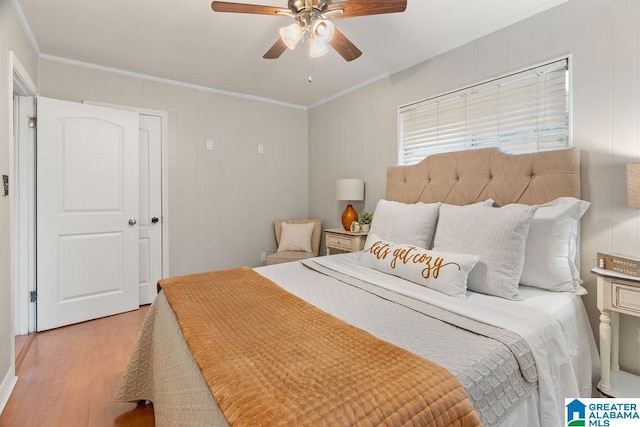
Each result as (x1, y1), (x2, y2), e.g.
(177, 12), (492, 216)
(12, 69), (169, 335)
(11, 53), (37, 340)
(34, 99), (167, 331)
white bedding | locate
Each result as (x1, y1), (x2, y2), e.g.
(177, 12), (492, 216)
(257, 252), (599, 427)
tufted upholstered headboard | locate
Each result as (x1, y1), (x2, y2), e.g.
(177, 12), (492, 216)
(386, 148), (580, 207)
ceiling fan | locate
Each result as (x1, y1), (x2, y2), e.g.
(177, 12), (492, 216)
(211, 0), (407, 62)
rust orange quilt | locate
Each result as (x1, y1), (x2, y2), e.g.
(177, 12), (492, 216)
(159, 267), (481, 426)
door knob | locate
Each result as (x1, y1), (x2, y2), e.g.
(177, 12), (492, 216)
(128, 218), (137, 226)
(151, 217), (159, 224)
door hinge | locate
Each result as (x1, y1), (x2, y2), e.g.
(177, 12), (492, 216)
(30, 290), (37, 303)
(28, 117), (37, 128)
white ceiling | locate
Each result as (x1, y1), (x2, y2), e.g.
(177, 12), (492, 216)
(16, 0), (567, 108)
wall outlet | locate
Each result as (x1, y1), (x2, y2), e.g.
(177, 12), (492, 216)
(260, 251), (267, 262)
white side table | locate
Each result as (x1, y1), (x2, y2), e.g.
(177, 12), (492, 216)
(592, 267), (640, 397)
(325, 228), (368, 255)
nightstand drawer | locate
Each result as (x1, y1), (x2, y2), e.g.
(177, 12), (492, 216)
(324, 228), (368, 255)
(326, 234), (354, 251)
(612, 282), (640, 315)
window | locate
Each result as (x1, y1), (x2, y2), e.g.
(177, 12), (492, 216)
(398, 58), (569, 165)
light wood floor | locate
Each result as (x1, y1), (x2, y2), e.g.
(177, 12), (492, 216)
(0, 307), (155, 427)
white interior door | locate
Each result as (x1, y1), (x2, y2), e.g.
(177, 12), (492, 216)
(36, 97), (139, 331)
(138, 114), (162, 304)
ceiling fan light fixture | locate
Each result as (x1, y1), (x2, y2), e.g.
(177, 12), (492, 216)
(309, 37), (329, 58)
(311, 19), (334, 43)
(211, 0), (408, 62)
(279, 23), (303, 50)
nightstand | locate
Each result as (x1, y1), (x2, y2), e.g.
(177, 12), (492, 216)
(325, 228), (368, 255)
(592, 267), (640, 397)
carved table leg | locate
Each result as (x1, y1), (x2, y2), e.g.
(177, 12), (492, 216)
(598, 309), (612, 394)
(611, 311), (620, 372)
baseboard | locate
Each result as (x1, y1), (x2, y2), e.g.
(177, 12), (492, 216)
(0, 366), (18, 415)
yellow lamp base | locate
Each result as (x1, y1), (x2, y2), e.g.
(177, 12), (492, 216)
(341, 204), (358, 231)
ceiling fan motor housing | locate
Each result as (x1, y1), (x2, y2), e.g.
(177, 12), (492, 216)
(288, 0), (306, 13)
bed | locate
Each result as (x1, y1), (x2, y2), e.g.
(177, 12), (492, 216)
(116, 147), (599, 427)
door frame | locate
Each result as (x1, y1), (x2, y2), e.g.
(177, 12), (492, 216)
(11, 52), (38, 335)
(84, 101), (170, 282)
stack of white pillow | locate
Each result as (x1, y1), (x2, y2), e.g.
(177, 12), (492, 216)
(360, 197), (589, 300)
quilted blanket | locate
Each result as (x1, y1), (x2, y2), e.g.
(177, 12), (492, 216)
(155, 267), (481, 426)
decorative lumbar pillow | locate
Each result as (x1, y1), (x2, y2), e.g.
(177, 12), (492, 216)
(365, 199), (441, 249)
(277, 222), (315, 253)
(360, 234), (479, 298)
(519, 197), (590, 293)
(433, 203), (537, 300)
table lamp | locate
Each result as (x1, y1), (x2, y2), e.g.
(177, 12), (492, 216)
(628, 163), (640, 208)
(336, 179), (364, 231)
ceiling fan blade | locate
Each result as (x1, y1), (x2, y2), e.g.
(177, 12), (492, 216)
(263, 38), (288, 59)
(211, 1), (287, 15)
(326, 0), (407, 18)
(329, 28), (362, 62)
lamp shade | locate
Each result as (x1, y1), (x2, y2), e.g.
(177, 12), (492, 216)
(336, 179), (364, 201)
(628, 163), (640, 208)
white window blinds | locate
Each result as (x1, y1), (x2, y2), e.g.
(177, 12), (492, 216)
(398, 59), (570, 165)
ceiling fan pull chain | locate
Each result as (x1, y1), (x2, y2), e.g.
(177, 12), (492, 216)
(308, 54), (313, 83)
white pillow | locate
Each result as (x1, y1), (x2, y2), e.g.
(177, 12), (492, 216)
(433, 203), (537, 300)
(277, 222), (314, 253)
(519, 197), (590, 294)
(365, 199), (441, 249)
(360, 234), (479, 298)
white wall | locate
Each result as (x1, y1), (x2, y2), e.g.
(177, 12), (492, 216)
(1, 2), (40, 411)
(38, 59), (309, 276)
(0, 0), (15, 409)
(7, 1), (37, 85)
(309, 0), (640, 374)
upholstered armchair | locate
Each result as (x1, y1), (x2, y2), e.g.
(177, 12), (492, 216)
(265, 219), (322, 265)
